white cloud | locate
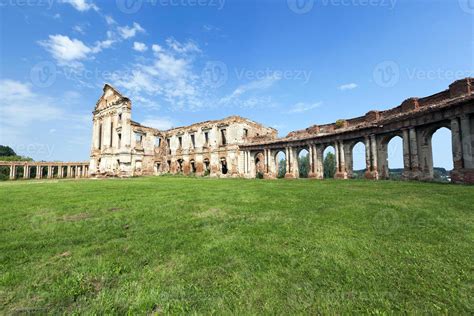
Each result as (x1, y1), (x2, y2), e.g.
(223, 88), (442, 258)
(287, 102), (322, 113)
(141, 117), (176, 130)
(219, 75), (280, 105)
(152, 44), (163, 53)
(39, 35), (92, 67)
(166, 37), (201, 54)
(60, 0), (99, 12)
(133, 42), (148, 52)
(118, 22), (145, 39)
(105, 15), (116, 25)
(339, 83), (358, 91)
(0, 80), (63, 127)
(73, 25), (85, 34)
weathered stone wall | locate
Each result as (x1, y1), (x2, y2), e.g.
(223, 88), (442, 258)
(89, 84), (277, 178)
(240, 78), (474, 184)
(89, 78), (474, 184)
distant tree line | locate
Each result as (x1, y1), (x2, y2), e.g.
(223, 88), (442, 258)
(0, 145), (33, 181)
(276, 152), (336, 179)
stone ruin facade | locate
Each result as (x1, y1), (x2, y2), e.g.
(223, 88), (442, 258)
(3, 78), (472, 184)
(89, 78), (474, 184)
(89, 84), (277, 178)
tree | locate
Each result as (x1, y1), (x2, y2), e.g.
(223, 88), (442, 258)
(0, 145), (33, 181)
(323, 152), (336, 179)
(0, 145), (16, 157)
(278, 159), (286, 178)
(298, 154), (309, 178)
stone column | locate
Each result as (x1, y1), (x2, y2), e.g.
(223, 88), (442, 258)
(369, 135), (379, 180)
(9, 165), (15, 180)
(47, 166), (52, 179)
(460, 115), (473, 169)
(285, 147), (296, 178)
(402, 129), (411, 179)
(76, 166), (81, 178)
(451, 118), (463, 170)
(335, 141), (348, 179)
(67, 166), (72, 178)
(334, 142), (340, 176)
(248, 150), (251, 175)
(308, 144), (316, 178)
(23, 165), (29, 179)
(409, 128), (420, 177)
(364, 137), (371, 178)
(37, 166), (42, 179)
(92, 119), (100, 150)
(316, 145), (324, 179)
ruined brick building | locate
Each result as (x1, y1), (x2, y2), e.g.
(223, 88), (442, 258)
(88, 78), (474, 184)
(89, 84), (277, 177)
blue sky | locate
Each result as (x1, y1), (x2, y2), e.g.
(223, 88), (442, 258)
(0, 0), (472, 169)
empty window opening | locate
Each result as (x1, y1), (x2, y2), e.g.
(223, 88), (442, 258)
(221, 158), (228, 174)
(118, 133), (122, 148)
(135, 132), (143, 145)
(98, 124), (102, 149)
(177, 159), (183, 173)
(204, 131), (209, 146)
(191, 160), (196, 173)
(191, 134), (195, 148)
(244, 128), (248, 137)
(110, 122), (114, 147)
(220, 129), (227, 146)
(178, 136), (183, 148)
(155, 137), (161, 147)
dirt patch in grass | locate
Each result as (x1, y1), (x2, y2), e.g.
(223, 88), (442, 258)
(58, 213), (90, 222)
(194, 208), (227, 219)
(108, 207), (124, 212)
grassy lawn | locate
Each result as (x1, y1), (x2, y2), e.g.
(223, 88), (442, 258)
(1, 177), (473, 314)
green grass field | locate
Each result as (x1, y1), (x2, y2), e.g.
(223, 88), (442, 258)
(1, 177), (473, 314)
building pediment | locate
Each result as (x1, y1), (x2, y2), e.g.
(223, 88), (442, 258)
(95, 84), (130, 112)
